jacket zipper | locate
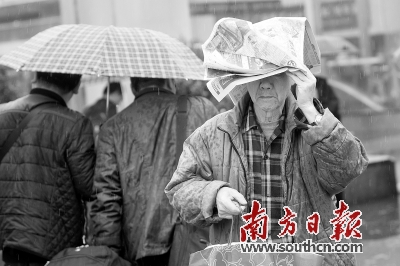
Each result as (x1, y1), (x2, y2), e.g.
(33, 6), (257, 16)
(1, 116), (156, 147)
(284, 131), (294, 205)
(217, 127), (248, 203)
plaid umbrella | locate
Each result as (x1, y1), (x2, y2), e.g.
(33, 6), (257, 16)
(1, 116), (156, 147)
(0, 24), (204, 79)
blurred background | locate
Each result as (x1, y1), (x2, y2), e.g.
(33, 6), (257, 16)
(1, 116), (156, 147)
(0, 0), (400, 265)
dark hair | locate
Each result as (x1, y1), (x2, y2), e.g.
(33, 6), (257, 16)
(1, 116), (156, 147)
(130, 77), (167, 94)
(103, 82), (122, 96)
(36, 72), (82, 93)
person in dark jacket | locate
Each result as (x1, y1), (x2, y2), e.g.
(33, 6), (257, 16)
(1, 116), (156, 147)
(315, 76), (341, 121)
(83, 82), (122, 138)
(89, 78), (218, 266)
(0, 72), (95, 266)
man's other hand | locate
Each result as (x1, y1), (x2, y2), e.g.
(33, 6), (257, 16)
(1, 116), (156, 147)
(216, 187), (247, 219)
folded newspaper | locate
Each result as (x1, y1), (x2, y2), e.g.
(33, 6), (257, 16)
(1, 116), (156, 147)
(202, 17), (321, 104)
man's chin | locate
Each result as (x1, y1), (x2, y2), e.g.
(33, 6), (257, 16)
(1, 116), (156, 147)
(255, 99), (278, 110)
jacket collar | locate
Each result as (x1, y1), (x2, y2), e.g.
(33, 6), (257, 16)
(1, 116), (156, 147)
(135, 87), (174, 99)
(217, 92), (299, 139)
(30, 88), (67, 107)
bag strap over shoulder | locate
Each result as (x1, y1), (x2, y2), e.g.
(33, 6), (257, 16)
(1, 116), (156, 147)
(176, 95), (188, 165)
(0, 102), (57, 163)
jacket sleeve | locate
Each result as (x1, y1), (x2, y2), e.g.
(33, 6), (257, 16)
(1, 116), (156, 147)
(67, 117), (95, 200)
(165, 127), (229, 228)
(301, 108), (369, 195)
(89, 123), (122, 253)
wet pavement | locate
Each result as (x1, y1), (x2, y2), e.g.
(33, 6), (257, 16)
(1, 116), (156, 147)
(350, 195), (400, 266)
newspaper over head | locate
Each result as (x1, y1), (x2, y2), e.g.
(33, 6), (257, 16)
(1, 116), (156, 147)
(202, 17), (321, 104)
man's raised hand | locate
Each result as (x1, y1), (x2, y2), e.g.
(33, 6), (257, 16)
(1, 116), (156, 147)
(286, 69), (319, 123)
(286, 68), (316, 109)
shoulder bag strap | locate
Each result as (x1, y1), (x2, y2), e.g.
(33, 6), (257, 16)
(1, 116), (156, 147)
(176, 95), (188, 165)
(0, 102), (57, 163)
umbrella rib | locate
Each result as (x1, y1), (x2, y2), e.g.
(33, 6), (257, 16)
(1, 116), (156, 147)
(148, 29), (202, 79)
(91, 26), (109, 76)
(106, 26), (131, 77)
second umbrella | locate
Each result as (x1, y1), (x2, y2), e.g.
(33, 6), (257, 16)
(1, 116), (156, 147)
(0, 24), (204, 80)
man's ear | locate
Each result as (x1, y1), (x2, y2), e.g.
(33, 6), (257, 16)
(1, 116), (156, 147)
(32, 72), (38, 83)
(168, 79), (177, 94)
(72, 83), (80, 95)
(130, 83), (137, 97)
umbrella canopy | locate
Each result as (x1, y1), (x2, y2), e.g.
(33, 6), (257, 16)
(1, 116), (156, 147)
(0, 24), (204, 80)
(315, 35), (358, 56)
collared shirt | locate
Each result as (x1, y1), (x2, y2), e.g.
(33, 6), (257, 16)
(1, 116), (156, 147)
(242, 101), (289, 243)
(242, 98), (324, 244)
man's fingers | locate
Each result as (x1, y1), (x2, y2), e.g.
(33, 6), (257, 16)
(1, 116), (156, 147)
(231, 189), (247, 206)
(287, 71), (316, 88)
(287, 72), (304, 85)
(216, 199), (241, 218)
(216, 187), (247, 218)
(227, 200), (243, 215)
(304, 70), (316, 83)
(288, 71), (307, 81)
(289, 69), (316, 83)
(303, 67), (316, 78)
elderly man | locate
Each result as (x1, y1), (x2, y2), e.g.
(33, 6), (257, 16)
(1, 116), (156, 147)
(165, 69), (368, 266)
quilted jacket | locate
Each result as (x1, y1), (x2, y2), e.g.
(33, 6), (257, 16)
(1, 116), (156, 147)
(165, 92), (369, 266)
(0, 90), (95, 260)
(89, 88), (218, 262)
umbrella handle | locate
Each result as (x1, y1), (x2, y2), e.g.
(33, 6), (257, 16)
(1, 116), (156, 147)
(106, 77), (110, 118)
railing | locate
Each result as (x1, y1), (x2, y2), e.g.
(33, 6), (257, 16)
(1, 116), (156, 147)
(327, 78), (386, 113)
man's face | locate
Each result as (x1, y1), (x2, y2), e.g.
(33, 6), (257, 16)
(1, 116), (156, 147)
(247, 73), (291, 112)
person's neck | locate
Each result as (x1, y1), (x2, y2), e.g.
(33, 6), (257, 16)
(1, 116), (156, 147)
(32, 81), (72, 103)
(253, 104), (283, 139)
(253, 105), (282, 124)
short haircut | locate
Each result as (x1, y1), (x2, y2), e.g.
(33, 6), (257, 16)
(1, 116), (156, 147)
(130, 77), (167, 94)
(103, 82), (122, 96)
(36, 72), (81, 93)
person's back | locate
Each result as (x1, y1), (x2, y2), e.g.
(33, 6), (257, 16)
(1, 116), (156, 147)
(90, 78), (218, 265)
(0, 72), (95, 265)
